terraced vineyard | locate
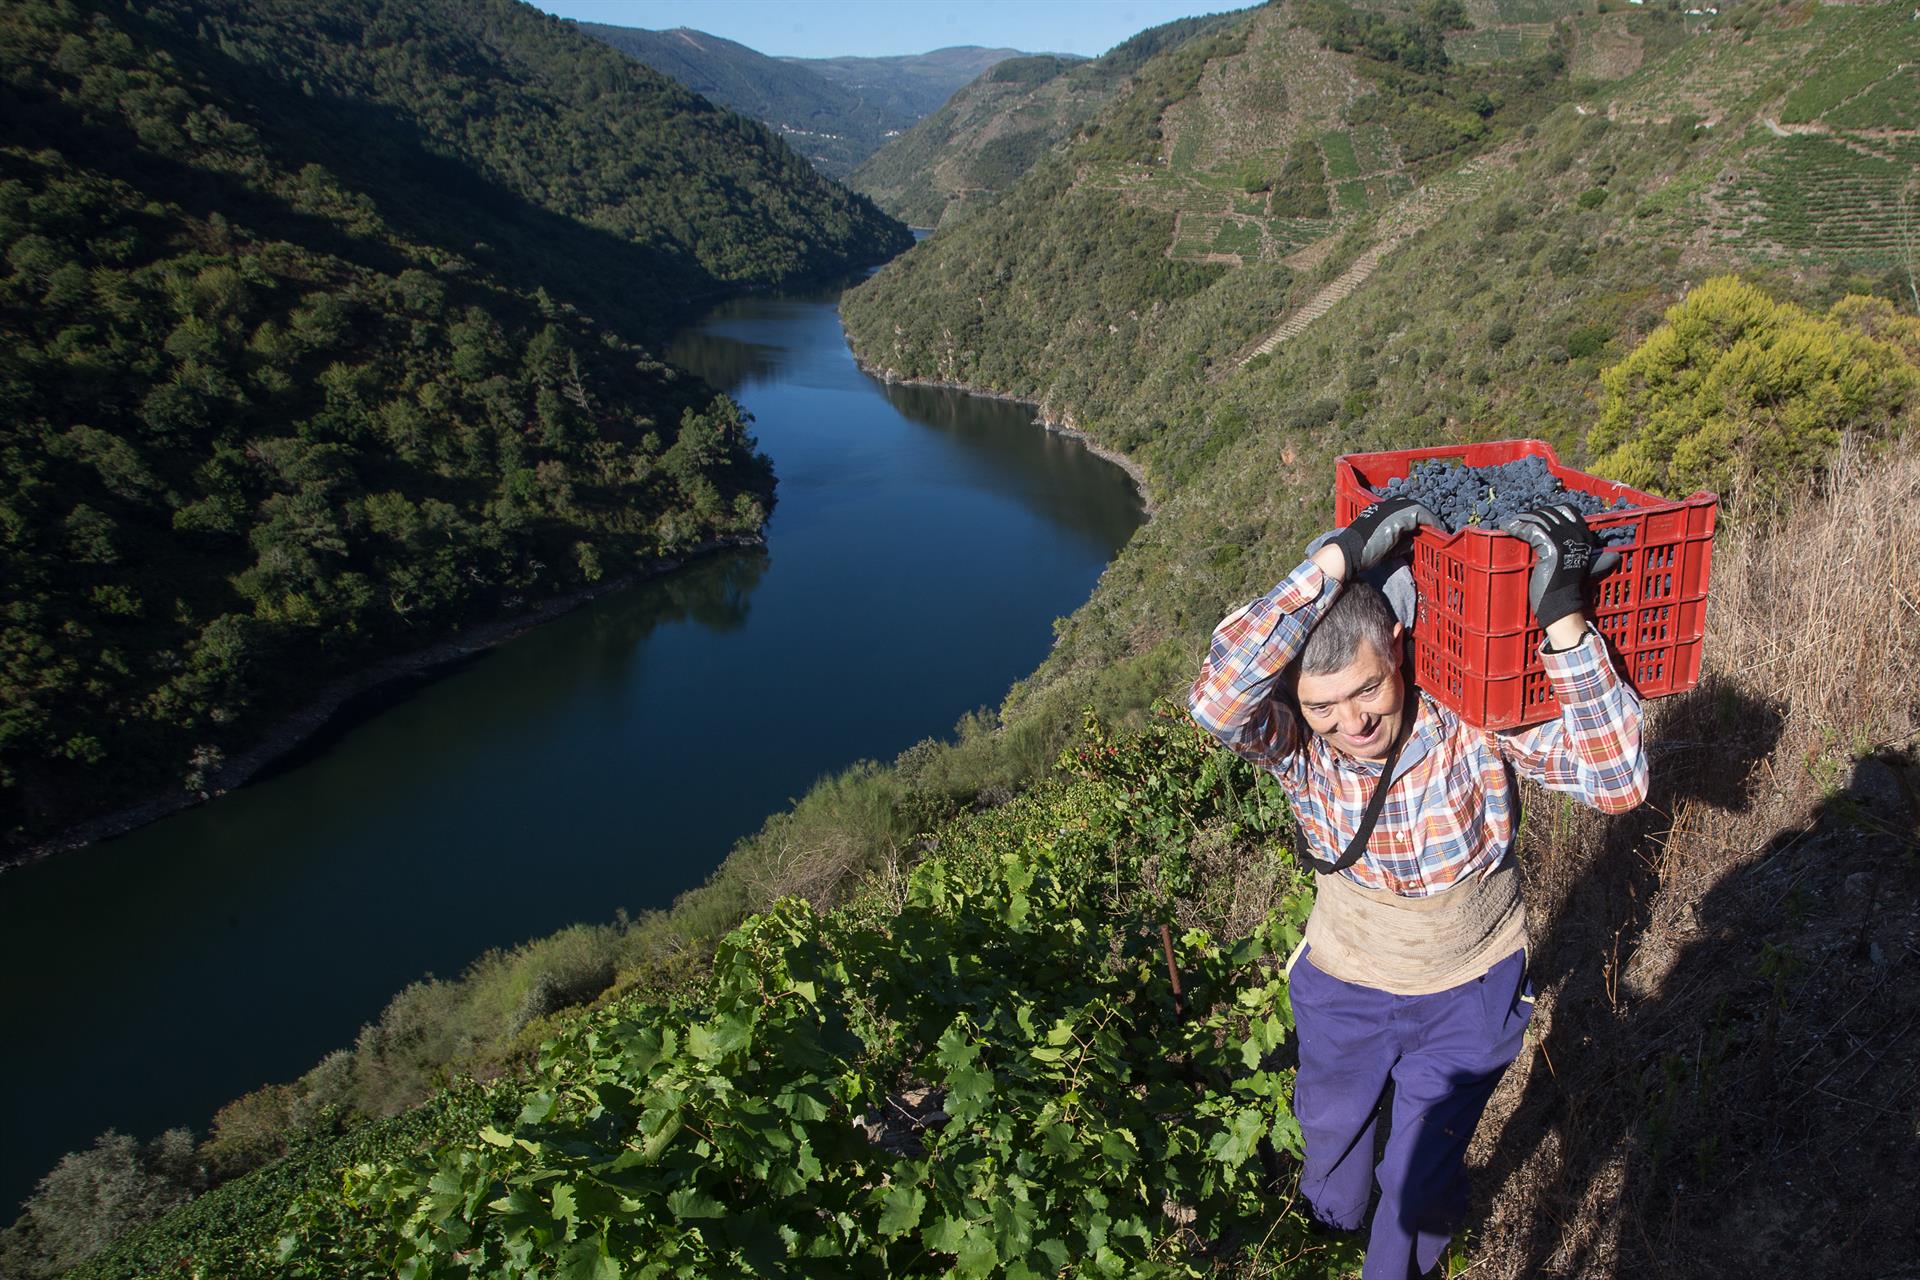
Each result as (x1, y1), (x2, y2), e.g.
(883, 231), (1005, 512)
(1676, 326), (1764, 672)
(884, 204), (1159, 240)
(1607, 2), (1909, 126)
(1826, 65), (1920, 130)
(1445, 23), (1555, 64)
(1580, 2), (1920, 268)
(1777, 39), (1912, 125)
(1313, 0), (1602, 70)
(1233, 142), (1518, 366)
(1080, 10), (1486, 267)
(1169, 208), (1334, 262)
(1087, 1), (1670, 271)
(1079, 14), (1379, 267)
(1716, 131), (1920, 266)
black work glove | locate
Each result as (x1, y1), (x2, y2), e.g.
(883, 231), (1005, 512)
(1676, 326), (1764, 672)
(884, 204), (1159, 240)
(1331, 497), (1439, 580)
(1498, 504), (1621, 630)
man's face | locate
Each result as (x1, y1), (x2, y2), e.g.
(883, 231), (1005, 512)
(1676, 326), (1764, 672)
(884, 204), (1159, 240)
(1293, 628), (1407, 762)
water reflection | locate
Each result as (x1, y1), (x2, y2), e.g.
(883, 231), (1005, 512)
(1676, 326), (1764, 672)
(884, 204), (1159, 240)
(580, 547), (767, 661)
(670, 295), (875, 396)
(261, 549), (770, 784)
(876, 380), (1141, 549)
(672, 296), (1141, 555)
(665, 327), (783, 394)
(0, 285), (1140, 1215)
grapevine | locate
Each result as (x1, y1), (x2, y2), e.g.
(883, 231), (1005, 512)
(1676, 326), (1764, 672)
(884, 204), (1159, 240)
(272, 710), (1357, 1279)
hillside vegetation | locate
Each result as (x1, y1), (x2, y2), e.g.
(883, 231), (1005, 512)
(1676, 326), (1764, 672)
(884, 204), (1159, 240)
(790, 47), (1035, 126)
(18, 1), (1920, 1275)
(21, 713), (1331, 1279)
(271, 722), (1330, 1279)
(572, 25), (906, 179)
(572, 30), (1042, 181)
(848, 14), (1244, 228)
(0, 0), (907, 851)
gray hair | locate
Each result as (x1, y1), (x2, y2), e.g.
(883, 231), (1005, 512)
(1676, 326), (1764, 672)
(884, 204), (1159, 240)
(1300, 581), (1399, 676)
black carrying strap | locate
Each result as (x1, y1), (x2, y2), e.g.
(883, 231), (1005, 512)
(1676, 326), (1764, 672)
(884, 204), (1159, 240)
(1299, 705), (1414, 876)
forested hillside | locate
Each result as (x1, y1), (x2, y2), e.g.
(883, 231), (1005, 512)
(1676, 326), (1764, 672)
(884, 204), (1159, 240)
(0, 0), (907, 852)
(848, 13), (1243, 227)
(573, 24), (904, 178)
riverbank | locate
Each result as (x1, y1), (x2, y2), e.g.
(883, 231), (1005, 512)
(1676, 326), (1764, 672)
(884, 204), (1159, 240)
(2, 534), (764, 873)
(1034, 415), (1156, 519)
(3, 283), (1148, 1230)
(845, 346), (1157, 518)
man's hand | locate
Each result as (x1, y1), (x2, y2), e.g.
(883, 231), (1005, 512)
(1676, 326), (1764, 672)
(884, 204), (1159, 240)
(1326, 497), (1440, 582)
(1498, 505), (1621, 642)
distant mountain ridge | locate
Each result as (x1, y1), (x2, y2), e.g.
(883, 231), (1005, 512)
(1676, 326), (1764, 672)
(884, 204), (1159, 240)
(787, 45), (1048, 124)
(848, 12), (1247, 227)
(574, 25), (1050, 178)
(574, 23), (894, 177)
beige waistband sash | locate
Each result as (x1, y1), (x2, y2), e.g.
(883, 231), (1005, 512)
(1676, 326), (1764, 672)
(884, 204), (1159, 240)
(1299, 858), (1528, 995)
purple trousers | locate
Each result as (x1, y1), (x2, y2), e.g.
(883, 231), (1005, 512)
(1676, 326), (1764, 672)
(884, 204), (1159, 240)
(1289, 946), (1533, 1280)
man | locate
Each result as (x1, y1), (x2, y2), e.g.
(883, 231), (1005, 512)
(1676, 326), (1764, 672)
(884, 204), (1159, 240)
(1187, 497), (1648, 1280)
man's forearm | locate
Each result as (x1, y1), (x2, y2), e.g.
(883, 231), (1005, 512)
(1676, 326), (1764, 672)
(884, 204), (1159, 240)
(1543, 611), (1587, 652)
(1187, 557), (1339, 760)
(1309, 542), (1347, 584)
(1499, 627), (1648, 812)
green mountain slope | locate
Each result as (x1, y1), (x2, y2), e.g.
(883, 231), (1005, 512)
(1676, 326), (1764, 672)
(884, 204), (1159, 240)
(840, 0), (1918, 884)
(20, 2), (1920, 1275)
(568, 30), (1047, 180)
(848, 12), (1248, 228)
(573, 23), (902, 178)
(788, 46), (1038, 124)
(0, 0), (907, 850)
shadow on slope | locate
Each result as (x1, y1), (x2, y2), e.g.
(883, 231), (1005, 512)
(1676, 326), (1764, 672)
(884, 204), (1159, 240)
(1479, 680), (1918, 1278)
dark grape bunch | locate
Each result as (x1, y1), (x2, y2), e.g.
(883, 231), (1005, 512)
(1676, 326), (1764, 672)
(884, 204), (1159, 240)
(1376, 456), (1637, 546)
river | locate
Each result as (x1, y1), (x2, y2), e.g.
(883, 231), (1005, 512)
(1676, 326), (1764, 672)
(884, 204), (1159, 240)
(0, 282), (1143, 1216)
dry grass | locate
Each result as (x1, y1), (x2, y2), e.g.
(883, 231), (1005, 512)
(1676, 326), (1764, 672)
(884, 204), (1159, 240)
(742, 827), (882, 910)
(1466, 445), (1920, 1279)
(1697, 440), (1920, 797)
(1171, 822), (1302, 942)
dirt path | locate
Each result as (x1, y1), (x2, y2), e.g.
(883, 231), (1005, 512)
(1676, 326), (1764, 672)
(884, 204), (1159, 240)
(1228, 144), (1519, 371)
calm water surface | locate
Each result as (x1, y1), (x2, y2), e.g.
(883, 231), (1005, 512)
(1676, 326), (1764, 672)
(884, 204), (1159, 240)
(0, 285), (1141, 1214)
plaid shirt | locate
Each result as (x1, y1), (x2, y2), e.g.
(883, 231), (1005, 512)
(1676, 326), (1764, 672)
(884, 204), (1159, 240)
(1189, 557), (1648, 898)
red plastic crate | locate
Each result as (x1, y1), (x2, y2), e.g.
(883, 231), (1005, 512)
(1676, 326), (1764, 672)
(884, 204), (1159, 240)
(1334, 439), (1716, 730)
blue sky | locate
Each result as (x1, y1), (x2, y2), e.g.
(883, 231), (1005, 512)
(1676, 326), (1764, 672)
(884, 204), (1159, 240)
(527, 1), (1253, 59)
